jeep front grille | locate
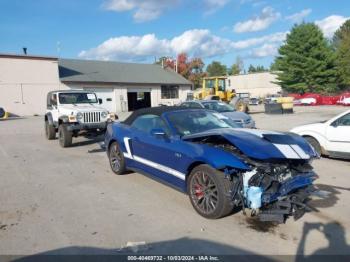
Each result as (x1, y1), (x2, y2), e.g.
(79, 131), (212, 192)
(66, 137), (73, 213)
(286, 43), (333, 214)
(83, 112), (101, 123)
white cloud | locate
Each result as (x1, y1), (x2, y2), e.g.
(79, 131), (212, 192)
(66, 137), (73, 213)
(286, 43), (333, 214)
(315, 15), (349, 38)
(204, 0), (230, 15)
(79, 30), (287, 61)
(286, 9), (312, 23)
(231, 31), (287, 49)
(250, 43), (279, 58)
(233, 6), (281, 33)
(103, 0), (179, 22)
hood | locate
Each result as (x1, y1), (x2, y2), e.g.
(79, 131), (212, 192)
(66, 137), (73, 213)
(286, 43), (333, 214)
(221, 111), (251, 121)
(183, 128), (317, 160)
(59, 104), (107, 113)
(290, 122), (325, 133)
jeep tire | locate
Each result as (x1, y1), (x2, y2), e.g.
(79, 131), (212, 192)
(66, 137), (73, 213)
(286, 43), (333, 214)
(45, 121), (56, 140)
(58, 124), (72, 148)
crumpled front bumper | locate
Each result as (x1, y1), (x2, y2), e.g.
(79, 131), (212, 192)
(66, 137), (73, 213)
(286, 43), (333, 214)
(262, 172), (317, 203)
(66, 122), (107, 132)
(257, 172), (318, 223)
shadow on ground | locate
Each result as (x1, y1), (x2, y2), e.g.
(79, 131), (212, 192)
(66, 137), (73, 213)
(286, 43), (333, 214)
(10, 224), (350, 261)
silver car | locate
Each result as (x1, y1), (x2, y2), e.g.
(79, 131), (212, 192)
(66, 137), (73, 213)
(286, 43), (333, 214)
(180, 100), (256, 128)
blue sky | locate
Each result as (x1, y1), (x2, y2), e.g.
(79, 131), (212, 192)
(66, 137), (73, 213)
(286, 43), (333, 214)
(1, 0), (349, 70)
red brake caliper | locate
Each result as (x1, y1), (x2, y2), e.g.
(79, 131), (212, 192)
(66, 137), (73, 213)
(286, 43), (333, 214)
(194, 184), (204, 198)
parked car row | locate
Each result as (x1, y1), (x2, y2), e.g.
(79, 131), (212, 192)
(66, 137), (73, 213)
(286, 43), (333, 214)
(180, 100), (255, 128)
(44, 90), (350, 224)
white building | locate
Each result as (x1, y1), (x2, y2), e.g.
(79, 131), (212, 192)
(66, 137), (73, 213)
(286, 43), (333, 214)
(0, 54), (192, 116)
(226, 72), (281, 98)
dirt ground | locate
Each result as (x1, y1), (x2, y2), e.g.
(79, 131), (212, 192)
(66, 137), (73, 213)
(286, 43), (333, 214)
(0, 106), (349, 258)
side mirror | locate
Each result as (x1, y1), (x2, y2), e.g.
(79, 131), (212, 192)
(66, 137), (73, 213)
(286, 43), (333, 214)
(150, 128), (167, 139)
(98, 98), (103, 104)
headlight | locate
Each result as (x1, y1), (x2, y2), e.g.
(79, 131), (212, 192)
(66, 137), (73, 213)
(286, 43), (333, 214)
(108, 113), (117, 121)
(101, 111), (108, 118)
(68, 115), (77, 122)
(76, 112), (83, 120)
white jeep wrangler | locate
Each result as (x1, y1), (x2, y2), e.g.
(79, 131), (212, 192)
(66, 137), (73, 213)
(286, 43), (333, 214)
(45, 90), (116, 147)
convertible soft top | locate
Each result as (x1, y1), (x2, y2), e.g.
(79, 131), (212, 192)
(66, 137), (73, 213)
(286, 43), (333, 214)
(123, 106), (188, 125)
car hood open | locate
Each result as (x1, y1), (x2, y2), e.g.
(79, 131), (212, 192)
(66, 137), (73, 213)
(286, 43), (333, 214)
(182, 128), (317, 160)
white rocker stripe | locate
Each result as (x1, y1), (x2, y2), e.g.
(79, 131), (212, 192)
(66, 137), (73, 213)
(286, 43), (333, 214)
(123, 152), (186, 180)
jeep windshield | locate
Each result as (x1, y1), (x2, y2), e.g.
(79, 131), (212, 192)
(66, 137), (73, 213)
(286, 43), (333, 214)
(166, 110), (238, 136)
(59, 93), (98, 104)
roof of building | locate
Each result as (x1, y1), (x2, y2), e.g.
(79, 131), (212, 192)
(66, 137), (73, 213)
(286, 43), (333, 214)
(123, 106), (189, 125)
(0, 53), (58, 61)
(58, 59), (192, 85)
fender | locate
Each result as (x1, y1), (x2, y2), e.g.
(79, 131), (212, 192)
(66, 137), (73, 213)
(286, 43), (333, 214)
(188, 144), (249, 171)
(58, 115), (69, 124)
(296, 130), (328, 151)
(45, 112), (54, 125)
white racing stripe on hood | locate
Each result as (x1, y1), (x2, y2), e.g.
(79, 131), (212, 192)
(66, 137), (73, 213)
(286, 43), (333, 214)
(237, 129), (311, 159)
(236, 128), (282, 138)
(274, 144), (301, 159)
(291, 145), (310, 159)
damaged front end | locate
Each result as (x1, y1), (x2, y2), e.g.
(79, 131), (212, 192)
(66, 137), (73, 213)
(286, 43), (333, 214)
(185, 133), (319, 223)
(236, 163), (318, 223)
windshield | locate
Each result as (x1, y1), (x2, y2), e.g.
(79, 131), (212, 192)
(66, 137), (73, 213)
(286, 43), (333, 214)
(202, 102), (235, 113)
(58, 92), (98, 104)
(166, 110), (238, 136)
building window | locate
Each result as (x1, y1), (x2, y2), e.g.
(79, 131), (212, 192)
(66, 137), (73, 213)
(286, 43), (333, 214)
(161, 85), (179, 99)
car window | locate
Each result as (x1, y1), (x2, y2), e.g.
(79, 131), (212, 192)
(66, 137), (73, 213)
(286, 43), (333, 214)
(335, 113), (350, 126)
(131, 114), (169, 134)
(189, 102), (203, 109)
(202, 102), (235, 112)
(59, 92), (97, 104)
(167, 110), (236, 136)
(181, 102), (202, 108)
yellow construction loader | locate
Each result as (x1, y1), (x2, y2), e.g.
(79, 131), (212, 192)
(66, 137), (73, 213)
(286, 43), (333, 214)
(193, 76), (249, 112)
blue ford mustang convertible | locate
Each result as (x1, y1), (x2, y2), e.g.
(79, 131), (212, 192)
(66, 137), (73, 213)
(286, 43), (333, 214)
(105, 107), (319, 223)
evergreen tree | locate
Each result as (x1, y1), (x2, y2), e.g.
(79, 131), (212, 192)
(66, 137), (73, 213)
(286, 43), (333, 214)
(274, 23), (337, 93)
(206, 61), (227, 76)
(248, 64), (256, 73)
(333, 19), (350, 88)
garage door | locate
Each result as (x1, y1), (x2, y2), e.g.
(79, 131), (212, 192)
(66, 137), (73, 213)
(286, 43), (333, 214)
(83, 88), (115, 112)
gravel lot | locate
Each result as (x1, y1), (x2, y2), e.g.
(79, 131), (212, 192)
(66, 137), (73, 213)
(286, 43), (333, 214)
(0, 106), (349, 257)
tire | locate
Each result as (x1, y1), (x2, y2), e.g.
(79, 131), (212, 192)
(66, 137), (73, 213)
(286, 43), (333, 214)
(188, 164), (234, 219)
(58, 124), (72, 148)
(304, 136), (322, 156)
(234, 99), (247, 112)
(108, 141), (126, 175)
(45, 121), (56, 140)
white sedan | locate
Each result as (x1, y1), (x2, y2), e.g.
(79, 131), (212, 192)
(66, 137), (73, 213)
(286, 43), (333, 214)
(291, 110), (350, 159)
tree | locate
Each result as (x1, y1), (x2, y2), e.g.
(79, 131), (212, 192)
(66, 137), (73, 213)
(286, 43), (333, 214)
(333, 19), (350, 88)
(273, 23), (337, 94)
(206, 61), (227, 76)
(248, 64), (256, 73)
(333, 19), (350, 47)
(248, 64), (267, 73)
(156, 53), (206, 89)
(229, 57), (244, 75)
